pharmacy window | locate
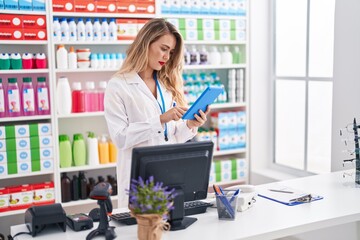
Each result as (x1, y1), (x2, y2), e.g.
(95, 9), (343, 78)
(272, 0), (335, 174)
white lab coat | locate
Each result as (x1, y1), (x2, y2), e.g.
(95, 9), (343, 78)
(104, 72), (197, 208)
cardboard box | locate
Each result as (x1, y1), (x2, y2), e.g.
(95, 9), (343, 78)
(4, 0), (18, 10)
(8, 184), (33, 210)
(116, 19), (138, 40)
(135, 3), (155, 14)
(17, 161), (31, 173)
(74, 0), (95, 12)
(116, 2), (136, 14)
(32, 182), (55, 205)
(0, 187), (9, 212)
(32, 0), (45, 11)
(22, 15), (46, 29)
(96, 1), (116, 13)
(0, 28), (23, 40)
(40, 159), (53, 172)
(52, 0), (74, 12)
(18, 0), (31, 10)
(22, 28), (47, 40)
(0, 0), (5, 9)
(0, 14), (22, 29)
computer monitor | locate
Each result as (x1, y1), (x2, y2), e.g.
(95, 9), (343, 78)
(130, 141), (214, 231)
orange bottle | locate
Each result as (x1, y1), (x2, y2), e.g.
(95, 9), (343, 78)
(98, 135), (109, 164)
(109, 140), (117, 163)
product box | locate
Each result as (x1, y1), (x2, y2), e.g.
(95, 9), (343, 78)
(32, 182), (55, 205)
(234, 19), (246, 30)
(184, 29), (197, 41)
(73, 0), (95, 12)
(95, 1), (116, 13)
(217, 128), (230, 151)
(22, 28), (47, 40)
(0, 164), (7, 177)
(17, 161), (31, 173)
(4, 0), (18, 10)
(0, 187), (9, 212)
(237, 0), (247, 16)
(8, 184), (33, 210)
(22, 15), (46, 29)
(3, 124), (29, 139)
(30, 123), (52, 136)
(185, 18), (197, 30)
(0, 0), (4, 9)
(235, 158), (247, 170)
(135, 2), (155, 14)
(0, 152), (7, 164)
(208, 0), (219, 15)
(211, 112), (230, 129)
(200, 30), (214, 41)
(236, 30), (246, 41)
(0, 28), (23, 40)
(30, 136), (53, 149)
(0, 127), (4, 139)
(189, 0), (200, 14)
(40, 159), (53, 172)
(116, 19), (138, 40)
(209, 172), (215, 184)
(32, 0), (45, 11)
(228, 0), (237, 16)
(18, 0), (31, 10)
(180, 0), (190, 14)
(0, 15), (22, 29)
(236, 111), (246, 128)
(116, 2), (136, 14)
(218, 0), (229, 15)
(52, 0), (74, 12)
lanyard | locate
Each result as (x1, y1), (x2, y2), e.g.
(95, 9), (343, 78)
(153, 72), (168, 141)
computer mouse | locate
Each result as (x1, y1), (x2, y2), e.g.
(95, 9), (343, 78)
(88, 208), (100, 222)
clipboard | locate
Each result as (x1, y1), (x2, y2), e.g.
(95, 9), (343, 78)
(182, 86), (224, 120)
(258, 185), (323, 206)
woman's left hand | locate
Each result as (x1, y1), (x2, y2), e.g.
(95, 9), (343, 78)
(186, 106), (211, 129)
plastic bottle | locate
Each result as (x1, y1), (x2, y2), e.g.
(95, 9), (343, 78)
(84, 81), (98, 112)
(115, 53), (123, 68)
(87, 177), (96, 196)
(103, 53), (110, 68)
(78, 171), (88, 199)
(109, 140), (117, 163)
(56, 45), (68, 69)
(10, 53), (22, 70)
(184, 48), (191, 65)
(53, 17), (61, 42)
(110, 53), (117, 68)
(97, 53), (104, 69)
(97, 176), (105, 184)
(71, 175), (79, 200)
(109, 18), (117, 41)
(0, 78), (6, 117)
(199, 46), (208, 65)
(7, 78), (21, 117)
(36, 77), (50, 115)
(77, 18), (85, 42)
(208, 46), (221, 65)
(221, 46), (233, 65)
(101, 18), (109, 41)
(61, 173), (72, 202)
(98, 81), (107, 111)
(90, 53), (98, 69)
(190, 45), (200, 65)
(60, 18), (69, 42)
(85, 18), (93, 41)
(22, 77), (36, 116)
(59, 134), (72, 168)
(93, 18), (101, 41)
(35, 53), (47, 69)
(87, 131), (99, 166)
(68, 46), (77, 69)
(22, 53), (33, 69)
(98, 135), (110, 164)
(73, 133), (86, 166)
(232, 46), (241, 64)
(0, 53), (10, 70)
(56, 77), (72, 115)
(68, 18), (77, 42)
(71, 82), (85, 113)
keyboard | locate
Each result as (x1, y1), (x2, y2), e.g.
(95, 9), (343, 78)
(110, 200), (213, 225)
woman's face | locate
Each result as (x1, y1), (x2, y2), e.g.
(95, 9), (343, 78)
(148, 33), (176, 71)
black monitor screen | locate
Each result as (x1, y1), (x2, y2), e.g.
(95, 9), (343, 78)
(130, 141), (214, 230)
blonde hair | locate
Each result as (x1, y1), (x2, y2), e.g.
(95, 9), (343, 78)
(116, 18), (187, 106)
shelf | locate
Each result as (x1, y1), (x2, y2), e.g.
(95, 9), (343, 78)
(57, 112), (104, 119)
(211, 102), (246, 109)
(0, 209), (26, 217)
(55, 68), (118, 73)
(161, 14), (246, 20)
(61, 195), (118, 208)
(213, 148), (246, 157)
(0, 171), (53, 180)
(52, 12), (155, 18)
(0, 10), (46, 15)
(59, 163), (117, 173)
(184, 64), (246, 70)
(0, 40), (47, 45)
(0, 69), (49, 74)
(184, 40), (246, 45)
(53, 40), (133, 45)
(0, 115), (52, 123)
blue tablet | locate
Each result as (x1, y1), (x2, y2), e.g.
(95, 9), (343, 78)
(182, 86), (224, 120)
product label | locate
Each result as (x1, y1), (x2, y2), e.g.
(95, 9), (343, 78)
(37, 87), (49, 111)
(23, 88), (35, 112)
(0, 89), (4, 113)
(7, 89), (20, 113)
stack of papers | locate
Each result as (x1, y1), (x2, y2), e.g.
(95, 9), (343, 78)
(258, 185), (323, 206)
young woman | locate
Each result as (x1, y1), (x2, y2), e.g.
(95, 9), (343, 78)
(104, 18), (209, 207)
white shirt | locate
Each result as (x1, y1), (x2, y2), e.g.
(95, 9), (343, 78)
(104, 72), (197, 208)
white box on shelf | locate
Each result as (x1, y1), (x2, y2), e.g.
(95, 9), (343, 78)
(17, 161), (31, 174)
(0, 152), (7, 164)
(40, 159), (53, 171)
(17, 150), (31, 162)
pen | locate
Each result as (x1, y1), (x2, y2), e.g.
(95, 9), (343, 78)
(229, 189), (240, 204)
(268, 189), (294, 194)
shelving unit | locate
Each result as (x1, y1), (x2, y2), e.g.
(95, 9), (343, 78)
(0, 0), (249, 218)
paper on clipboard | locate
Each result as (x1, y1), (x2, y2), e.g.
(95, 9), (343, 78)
(182, 86), (224, 120)
(258, 185), (323, 206)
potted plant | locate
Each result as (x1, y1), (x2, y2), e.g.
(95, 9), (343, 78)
(127, 176), (176, 240)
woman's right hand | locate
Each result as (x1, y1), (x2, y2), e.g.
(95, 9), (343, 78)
(160, 106), (188, 124)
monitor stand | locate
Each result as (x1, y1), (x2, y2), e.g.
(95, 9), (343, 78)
(168, 189), (197, 231)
